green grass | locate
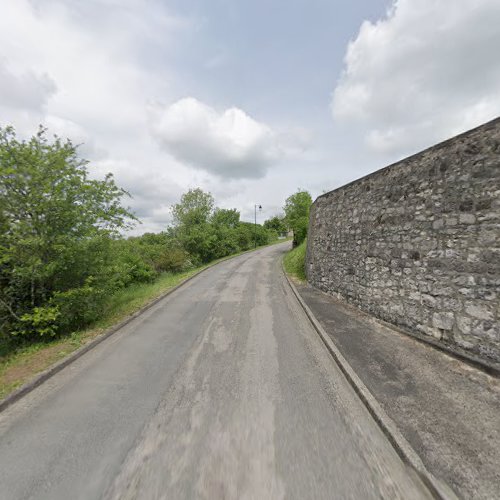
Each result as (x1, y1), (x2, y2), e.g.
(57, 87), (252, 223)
(283, 239), (307, 281)
(96, 269), (200, 328)
(0, 238), (291, 400)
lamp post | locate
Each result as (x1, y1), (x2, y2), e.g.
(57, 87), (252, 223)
(254, 204), (262, 248)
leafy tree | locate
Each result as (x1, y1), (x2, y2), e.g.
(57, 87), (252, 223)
(172, 188), (214, 227)
(264, 214), (287, 234)
(171, 189), (217, 264)
(170, 188), (276, 262)
(0, 126), (135, 338)
(283, 189), (312, 246)
(211, 208), (240, 228)
(208, 208), (241, 258)
(238, 222), (270, 248)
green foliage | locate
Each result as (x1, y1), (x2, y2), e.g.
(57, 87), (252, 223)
(238, 222), (270, 249)
(264, 214), (287, 234)
(125, 232), (191, 273)
(211, 208), (240, 228)
(283, 239), (307, 281)
(50, 280), (106, 331)
(171, 189), (275, 263)
(154, 247), (191, 273)
(0, 126), (136, 339)
(172, 188), (214, 227)
(171, 188), (214, 264)
(20, 305), (61, 337)
(283, 189), (312, 246)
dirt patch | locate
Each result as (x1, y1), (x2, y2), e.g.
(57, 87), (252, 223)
(1, 343), (71, 387)
(0, 329), (103, 399)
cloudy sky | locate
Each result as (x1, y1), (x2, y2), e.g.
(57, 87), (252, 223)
(1, 0), (500, 233)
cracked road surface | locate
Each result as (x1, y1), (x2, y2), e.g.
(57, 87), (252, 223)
(0, 242), (432, 499)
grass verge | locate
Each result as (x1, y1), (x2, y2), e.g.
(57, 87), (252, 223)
(283, 239), (307, 282)
(0, 239), (290, 401)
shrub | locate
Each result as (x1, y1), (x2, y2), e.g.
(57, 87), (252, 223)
(154, 248), (192, 273)
(50, 280), (106, 332)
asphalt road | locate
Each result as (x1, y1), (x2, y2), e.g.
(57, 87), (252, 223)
(0, 242), (431, 499)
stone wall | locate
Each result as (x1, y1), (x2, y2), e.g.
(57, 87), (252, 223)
(306, 118), (500, 363)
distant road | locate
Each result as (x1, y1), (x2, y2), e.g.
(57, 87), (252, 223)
(0, 242), (430, 499)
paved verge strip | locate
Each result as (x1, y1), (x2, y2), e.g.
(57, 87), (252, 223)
(0, 251), (252, 413)
(281, 267), (459, 500)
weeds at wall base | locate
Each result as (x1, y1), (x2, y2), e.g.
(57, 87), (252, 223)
(283, 239), (307, 282)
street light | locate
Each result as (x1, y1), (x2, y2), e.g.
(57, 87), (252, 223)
(254, 204), (262, 248)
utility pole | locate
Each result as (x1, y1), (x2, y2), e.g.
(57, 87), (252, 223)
(254, 204), (262, 248)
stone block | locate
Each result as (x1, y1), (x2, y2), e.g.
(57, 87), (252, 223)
(465, 302), (494, 320)
(455, 315), (472, 335)
(458, 214), (476, 224)
(421, 294), (437, 307)
(432, 312), (454, 330)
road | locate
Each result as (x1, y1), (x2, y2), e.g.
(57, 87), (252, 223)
(0, 242), (431, 499)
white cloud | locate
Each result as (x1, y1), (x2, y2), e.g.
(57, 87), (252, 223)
(0, 0), (335, 233)
(0, 0), (199, 232)
(332, 0), (500, 155)
(0, 0), (186, 138)
(151, 97), (281, 179)
(0, 1), (308, 231)
(0, 62), (56, 111)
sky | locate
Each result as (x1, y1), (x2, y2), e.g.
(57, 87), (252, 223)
(1, 0), (500, 233)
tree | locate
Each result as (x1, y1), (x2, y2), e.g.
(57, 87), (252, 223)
(0, 126), (136, 338)
(211, 208), (240, 228)
(171, 188), (216, 264)
(207, 208), (240, 259)
(172, 188), (214, 227)
(263, 214), (287, 234)
(283, 189), (312, 246)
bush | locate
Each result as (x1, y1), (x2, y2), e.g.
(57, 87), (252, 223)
(19, 305), (61, 337)
(17, 279), (106, 337)
(0, 126), (135, 340)
(154, 248), (192, 273)
(50, 280), (106, 333)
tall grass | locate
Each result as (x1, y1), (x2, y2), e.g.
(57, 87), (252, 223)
(283, 239), (307, 281)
